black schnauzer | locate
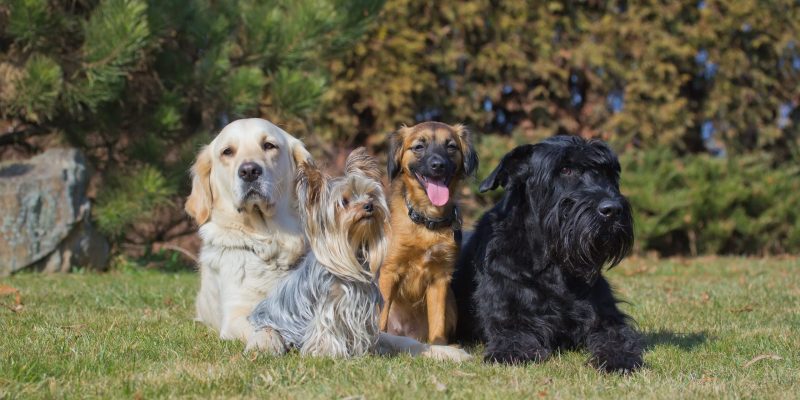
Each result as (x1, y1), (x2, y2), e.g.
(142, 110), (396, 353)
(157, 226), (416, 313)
(452, 135), (643, 372)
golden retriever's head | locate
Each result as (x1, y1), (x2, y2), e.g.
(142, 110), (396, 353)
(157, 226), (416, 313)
(387, 122), (478, 208)
(185, 118), (311, 225)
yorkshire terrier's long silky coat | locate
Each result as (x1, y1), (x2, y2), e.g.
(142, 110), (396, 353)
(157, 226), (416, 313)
(452, 136), (643, 372)
(247, 148), (388, 357)
(246, 148), (471, 361)
(379, 122), (478, 345)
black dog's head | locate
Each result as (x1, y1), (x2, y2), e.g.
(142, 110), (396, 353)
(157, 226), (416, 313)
(480, 135), (633, 284)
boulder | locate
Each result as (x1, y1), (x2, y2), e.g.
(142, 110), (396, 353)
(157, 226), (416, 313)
(0, 148), (109, 275)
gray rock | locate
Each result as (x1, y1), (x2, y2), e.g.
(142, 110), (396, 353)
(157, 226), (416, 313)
(0, 148), (109, 275)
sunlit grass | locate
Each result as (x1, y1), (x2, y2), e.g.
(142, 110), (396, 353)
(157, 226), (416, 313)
(1, 257), (798, 399)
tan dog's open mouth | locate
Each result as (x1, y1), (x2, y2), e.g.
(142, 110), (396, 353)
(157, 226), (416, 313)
(414, 173), (451, 206)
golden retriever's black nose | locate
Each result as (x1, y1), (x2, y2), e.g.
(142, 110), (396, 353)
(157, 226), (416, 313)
(238, 162), (263, 182)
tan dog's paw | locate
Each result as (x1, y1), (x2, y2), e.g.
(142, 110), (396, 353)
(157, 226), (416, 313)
(422, 344), (473, 362)
(244, 328), (287, 355)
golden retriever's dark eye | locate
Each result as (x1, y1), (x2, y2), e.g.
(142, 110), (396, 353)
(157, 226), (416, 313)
(222, 147), (234, 157)
(263, 142), (276, 151)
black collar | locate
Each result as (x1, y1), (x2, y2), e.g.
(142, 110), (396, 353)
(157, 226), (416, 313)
(404, 194), (462, 232)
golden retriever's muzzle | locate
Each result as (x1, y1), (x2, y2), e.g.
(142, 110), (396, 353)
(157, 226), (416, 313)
(235, 161), (276, 213)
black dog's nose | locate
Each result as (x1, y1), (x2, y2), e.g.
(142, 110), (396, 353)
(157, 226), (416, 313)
(598, 199), (622, 218)
(428, 155), (446, 173)
(238, 162), (263, 182)
(363, 202), (374, 212)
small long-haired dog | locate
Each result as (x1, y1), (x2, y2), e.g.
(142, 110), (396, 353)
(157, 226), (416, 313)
(246, 148), (471, 361)
(379, 122), (478, 345)
(452, 135), (643, 372)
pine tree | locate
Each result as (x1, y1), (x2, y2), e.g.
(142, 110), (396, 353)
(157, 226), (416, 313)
(0, 0), (384, 246)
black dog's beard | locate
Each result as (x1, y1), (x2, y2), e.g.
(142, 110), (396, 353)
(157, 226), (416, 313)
(543, 196), (634, 285)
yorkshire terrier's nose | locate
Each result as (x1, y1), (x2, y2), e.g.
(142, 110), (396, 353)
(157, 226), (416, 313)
(363, 202), (374, 213)
(238, 162), (263, 182)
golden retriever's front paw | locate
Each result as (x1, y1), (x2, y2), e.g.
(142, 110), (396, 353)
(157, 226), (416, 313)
(244, 328), (287, 355)
(423, 345), (473, 362)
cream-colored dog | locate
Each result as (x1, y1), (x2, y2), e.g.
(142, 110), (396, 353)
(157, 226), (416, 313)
(185, 118), (310, 341)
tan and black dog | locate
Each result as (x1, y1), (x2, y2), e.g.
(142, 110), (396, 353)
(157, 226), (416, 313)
(378, 121), (477, 344)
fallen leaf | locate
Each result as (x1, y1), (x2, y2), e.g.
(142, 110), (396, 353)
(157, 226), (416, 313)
(700, 292), (711, 303)
(743, 354), (782, 368)
(730, 305), (755, 313)
(699, 375), (716, 383)
(538, 390), (548, 397)
(0, 284), (23, 312)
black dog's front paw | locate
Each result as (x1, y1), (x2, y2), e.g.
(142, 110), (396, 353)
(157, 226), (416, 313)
(484, 344), (551, 365)
(590, 351), (643, 373)
(587, 326), (644, 373)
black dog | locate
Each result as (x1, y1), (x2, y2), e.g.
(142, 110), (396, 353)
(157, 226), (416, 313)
(452, 135), (643, 372)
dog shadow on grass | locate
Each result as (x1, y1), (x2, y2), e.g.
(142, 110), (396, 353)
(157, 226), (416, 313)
(643, 329), (709, 351)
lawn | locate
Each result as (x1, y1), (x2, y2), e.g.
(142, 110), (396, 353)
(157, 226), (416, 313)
(1, 257), (798, 399)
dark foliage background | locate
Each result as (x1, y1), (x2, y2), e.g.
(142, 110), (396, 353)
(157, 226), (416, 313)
(1, 0), (799, 261)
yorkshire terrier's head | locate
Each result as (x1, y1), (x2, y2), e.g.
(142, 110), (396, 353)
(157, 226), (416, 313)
(296, 147), (389, 282)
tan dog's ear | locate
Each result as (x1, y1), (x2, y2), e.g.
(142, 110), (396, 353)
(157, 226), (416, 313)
(185, 145), (213, 225)
(453, 124), (479, 177)
(387, 127), (407, 180)
(345, 147), (381, 182)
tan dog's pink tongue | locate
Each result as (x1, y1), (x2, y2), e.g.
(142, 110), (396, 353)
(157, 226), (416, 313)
(425, 180), (450, 206)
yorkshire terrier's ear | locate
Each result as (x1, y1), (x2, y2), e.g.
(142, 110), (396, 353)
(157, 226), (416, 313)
(345, 147), (381, 182)
(185, 145), (213, 225)
(296, 159), (325, 209)
(453, 124), (478, 177)
(387, 128), (407, 180)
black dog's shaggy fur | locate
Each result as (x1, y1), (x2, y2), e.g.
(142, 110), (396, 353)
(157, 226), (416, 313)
(452, 135), (643, 372)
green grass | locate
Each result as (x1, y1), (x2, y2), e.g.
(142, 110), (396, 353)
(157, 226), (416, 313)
(1, 257), (798, 399)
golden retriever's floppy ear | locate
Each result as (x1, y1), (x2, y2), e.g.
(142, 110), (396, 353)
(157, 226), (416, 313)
(345, 147), (381, 182)
(453, 123), (479, 177)
(387, 128), (407, 180)
(185, 145), (213, 225)
(289, 137), (312, 171)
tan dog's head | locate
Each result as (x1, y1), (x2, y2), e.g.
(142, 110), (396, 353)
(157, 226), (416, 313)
(185, 118), (311, 225)
(387, 122), (478, 208)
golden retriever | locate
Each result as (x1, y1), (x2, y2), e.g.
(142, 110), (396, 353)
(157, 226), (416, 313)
(185, 118), (311, 341)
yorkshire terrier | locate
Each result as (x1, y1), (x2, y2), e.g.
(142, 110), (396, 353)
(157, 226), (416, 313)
(246, 148), (471, 361)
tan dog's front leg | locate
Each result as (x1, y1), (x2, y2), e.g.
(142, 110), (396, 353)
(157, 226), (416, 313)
(378, 271), (398, 331)
(426, 277), (450, 345)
